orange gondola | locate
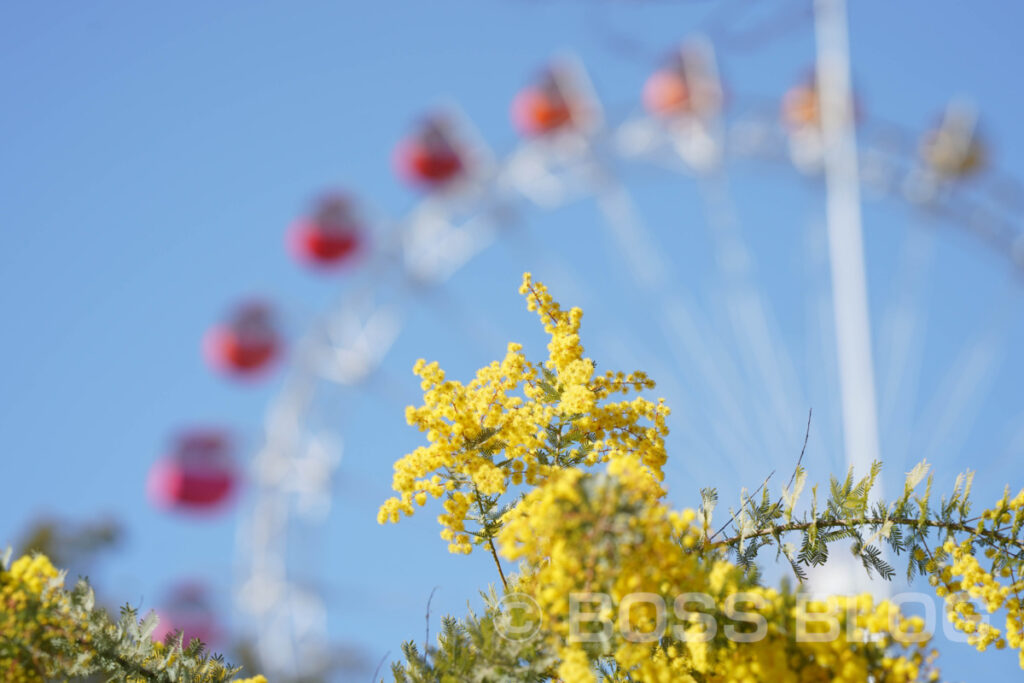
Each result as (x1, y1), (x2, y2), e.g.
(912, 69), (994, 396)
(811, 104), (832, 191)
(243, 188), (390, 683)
(512, 67), (577, 137)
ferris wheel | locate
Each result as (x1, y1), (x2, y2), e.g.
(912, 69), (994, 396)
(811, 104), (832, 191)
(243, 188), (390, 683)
(144, 1), (1024, 679)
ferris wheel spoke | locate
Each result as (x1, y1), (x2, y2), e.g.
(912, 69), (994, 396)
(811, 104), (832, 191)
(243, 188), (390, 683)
(660, 296), (765, 460)
(491, 186), (761, 470)
(914, 288), (1019, 474)
(876, 222), (935, 477)
(660, 359), (756, 482)
(804, 257), (846, 473)
(517, 179), (766, 467)
(921, 282), (1015, 471)
(698, 171), (810, 463)
(574, 156), (766, 464)
(598, 335), (734, 484)
(877, 226), (935, 419)
(598, 143), (797, 465)
(594, 182), (670, 291)
(725, 293), (809, 458)
(918, 333), (1004, 472)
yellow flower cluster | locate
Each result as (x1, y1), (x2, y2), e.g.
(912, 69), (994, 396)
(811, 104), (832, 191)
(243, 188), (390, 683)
(378, 273), (669, 553)
(500, 459), (936, 683)
(0, 553), (85, 683)
(523, 274), (668, 480)
(926, 487), (1024, 668)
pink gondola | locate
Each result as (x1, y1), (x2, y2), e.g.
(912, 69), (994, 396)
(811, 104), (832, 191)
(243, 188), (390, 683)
(147, 430), (237, 512)
(150, 582), (220, 646)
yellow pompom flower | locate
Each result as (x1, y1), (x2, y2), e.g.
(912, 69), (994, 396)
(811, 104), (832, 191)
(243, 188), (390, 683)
(379, 274), (669, 554)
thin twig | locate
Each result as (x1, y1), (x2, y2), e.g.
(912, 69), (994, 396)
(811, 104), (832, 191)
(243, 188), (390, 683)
(708, 470), (775, 543)
(785, 408), (812, 492)
(371, 651), (390, 682)
(472, 484), (509, 591)
(424, 586), (439, 654)
(707, 409), (811, 544)
(488, 537), (509, 591)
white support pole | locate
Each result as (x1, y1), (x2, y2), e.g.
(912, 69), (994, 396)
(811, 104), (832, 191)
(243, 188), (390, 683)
(813, 0), (886, 592)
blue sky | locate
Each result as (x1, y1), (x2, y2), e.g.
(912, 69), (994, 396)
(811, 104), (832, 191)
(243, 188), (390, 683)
(2, 1), (1023, 679)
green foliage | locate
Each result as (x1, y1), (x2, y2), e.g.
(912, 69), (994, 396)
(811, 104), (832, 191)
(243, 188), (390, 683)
(707, 458), (1024, 589)
(81, 602), (239, 682)
(390, 589), (558, 683)
(0, 551), (250, 682)
(15, 516), (122, 574)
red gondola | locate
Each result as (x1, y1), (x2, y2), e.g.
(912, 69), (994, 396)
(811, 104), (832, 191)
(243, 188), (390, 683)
(150, 582), (220, 646)
(511, 68), (575, 137)
(287, 193), (362, 269)
(393, 117), (465, 188)
(147, 430), (237, 512)
(203, 301), (280, 377)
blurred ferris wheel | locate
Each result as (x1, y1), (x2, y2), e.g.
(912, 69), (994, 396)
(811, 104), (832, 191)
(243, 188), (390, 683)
(145, 0), (1024, 679)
